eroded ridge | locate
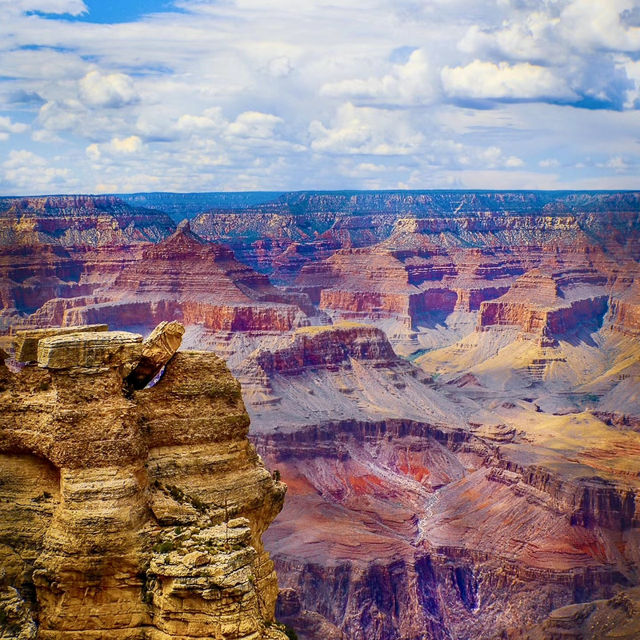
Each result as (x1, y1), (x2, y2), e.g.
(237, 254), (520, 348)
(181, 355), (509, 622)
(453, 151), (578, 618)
(0, 322), (288, 640)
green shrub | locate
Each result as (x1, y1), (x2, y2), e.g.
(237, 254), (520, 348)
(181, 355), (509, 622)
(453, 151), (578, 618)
(152, 541), (174, 554)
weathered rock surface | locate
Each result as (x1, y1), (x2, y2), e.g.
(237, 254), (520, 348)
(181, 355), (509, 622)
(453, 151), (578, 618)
(503, 586), (640, 640)
(14, 324), (108, 362)
(0, 323), (287, 640)
(125, 320), (185, 389)
(237, 323), (463, 431)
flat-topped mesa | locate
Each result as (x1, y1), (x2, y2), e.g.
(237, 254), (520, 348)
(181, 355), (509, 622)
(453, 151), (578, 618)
(0, 322), (287, 640)
(0, 195), (175, 247)
(478, 266), (610, 341)
(251, 323), (398, 375)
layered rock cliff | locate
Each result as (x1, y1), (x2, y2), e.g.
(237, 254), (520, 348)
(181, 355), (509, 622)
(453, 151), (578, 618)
(2, 190), (640, 640)
(0, 322), (288, 640)
(1, 222), (316, 346)
(187, 191), (640, 279)
(0, 195), (175, 247)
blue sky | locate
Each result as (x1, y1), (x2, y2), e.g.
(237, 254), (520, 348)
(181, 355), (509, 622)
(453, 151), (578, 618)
(1, 0), (639, 194)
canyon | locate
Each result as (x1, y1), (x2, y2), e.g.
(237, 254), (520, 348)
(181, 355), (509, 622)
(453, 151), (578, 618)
(1, 191), (639, 640)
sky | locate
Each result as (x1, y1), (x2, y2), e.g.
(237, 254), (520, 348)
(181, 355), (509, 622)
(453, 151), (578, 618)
(1, 0), (640, 194)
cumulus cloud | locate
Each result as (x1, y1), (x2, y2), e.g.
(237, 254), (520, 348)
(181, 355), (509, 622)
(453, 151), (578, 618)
(175, 108), (226, 134)
(0, 0), (639, 192)
(268, 56), (293, 78)
(321, 49), (438, 105)
(455, 0), (640, 108)
(86, 135), (143, 161)
(226, 111), (284, 139)
(37, 100), (84, 132)
(0, 116), (28, 140)
(2, 149), (74, 192)
(309, 102), (424, 155)
(560, 0), (640, 53)
(78, 70), (138, 108)
(442, 60), (576, 101)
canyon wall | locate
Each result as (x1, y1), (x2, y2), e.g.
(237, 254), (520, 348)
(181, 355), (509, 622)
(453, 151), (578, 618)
(2, 191), (640, 640)
(239, 324), (640, 640)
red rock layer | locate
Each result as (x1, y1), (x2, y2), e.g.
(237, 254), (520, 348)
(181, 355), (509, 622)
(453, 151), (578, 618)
(253, 419), (640, 640)
(478, 265), (611, 338)
(2, 222), (313, 336)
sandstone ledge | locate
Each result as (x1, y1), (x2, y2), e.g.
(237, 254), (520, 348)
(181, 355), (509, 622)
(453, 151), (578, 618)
(0, 323), (287, 640)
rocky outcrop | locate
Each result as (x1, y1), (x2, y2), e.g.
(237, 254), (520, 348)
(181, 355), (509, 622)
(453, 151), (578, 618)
(478, 267), (610, 340)
(504, 586), (640, 640)
(236, 323), (461, 430)
(0, 323), (287, 640)
(13, 324), (108, 362)
(125, 320), (185, 389)
(605, 282), (640, 337)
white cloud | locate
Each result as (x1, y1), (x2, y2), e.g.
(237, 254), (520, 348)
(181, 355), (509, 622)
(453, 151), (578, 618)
(321, 49), (438, 105)
(559, 0), (640, 53)
(175, 108), (225, 134)
(37, 100), (84, 131)
(0, 0), (639, 192)
(225, 111), (283, 139)
(604, 155), (629, 171)
(78, 70), (138, 108)
(442, 60), (576, 100)
(309, 102), (424, 155)
(268, 56), (293, 78)
(8, 0), (87, 16)
(0, 116), (28, 136)
(86, 135), (143, 161)
(2, 149), (74, 192)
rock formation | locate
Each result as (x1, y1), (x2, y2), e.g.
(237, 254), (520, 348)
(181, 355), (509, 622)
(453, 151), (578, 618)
(0, 195), (175, 247)
(0, 221), (316, 358)
(505, 586), (640, 640)
(186, 191), (640, 279)
(0, 322), (288, 640)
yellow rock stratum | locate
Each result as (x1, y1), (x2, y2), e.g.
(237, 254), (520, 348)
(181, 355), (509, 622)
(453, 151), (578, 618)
(0, 323), (288, 640)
